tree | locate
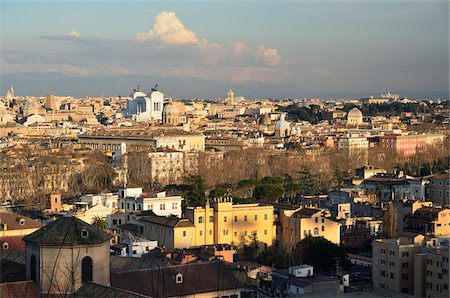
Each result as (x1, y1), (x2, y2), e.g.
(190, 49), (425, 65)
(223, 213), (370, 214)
(91, 215), (107, 231)
(183, 175), (206, 207)
(254, 184), (284, 201)
(292, 236), (351, 271)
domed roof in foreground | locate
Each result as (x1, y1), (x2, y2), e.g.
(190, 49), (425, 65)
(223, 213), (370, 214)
(348, 107), (363, 118)
(275, 113), (290, 129)
(23, 216), (112, 246)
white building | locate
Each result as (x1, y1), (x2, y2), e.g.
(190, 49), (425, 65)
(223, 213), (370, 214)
(126, 88), (164, 122)
(123, 237), (158, 258)
(81, 192), (119, 209)
(122, 190), (183, 218)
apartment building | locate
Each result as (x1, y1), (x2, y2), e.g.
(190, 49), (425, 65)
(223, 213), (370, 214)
(122, 190), (183, 218)
(372, 233), (425, 295)
(279, 208), (341, 249)
(380, 134), (445, 157)
(404, 206), (450, 237)
(428, 173), (450, 206)
(415, 241), (449, 298)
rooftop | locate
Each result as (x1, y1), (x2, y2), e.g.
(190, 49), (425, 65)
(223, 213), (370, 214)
(23, 216), (112, 246)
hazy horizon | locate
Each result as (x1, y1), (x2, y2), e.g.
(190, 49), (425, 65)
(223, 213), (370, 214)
(1, 0), (449, 99)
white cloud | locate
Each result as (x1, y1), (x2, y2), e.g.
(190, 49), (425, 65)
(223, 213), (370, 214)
(255, 45), (282, 66)
(69, 30), (81, 38)
(135, 11), (201, 45)
(312, 69), (333, 77)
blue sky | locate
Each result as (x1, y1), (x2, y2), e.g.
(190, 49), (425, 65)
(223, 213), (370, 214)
(1, 1), (448, 98)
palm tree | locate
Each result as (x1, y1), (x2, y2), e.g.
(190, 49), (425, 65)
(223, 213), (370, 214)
(91, 215), (107, 231)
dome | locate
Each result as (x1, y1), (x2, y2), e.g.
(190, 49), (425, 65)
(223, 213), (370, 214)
(275, 113), (290, 130)
(259, 114), (271, 125)
(163, 101), (180, 115)
(348, 108), (363, 118)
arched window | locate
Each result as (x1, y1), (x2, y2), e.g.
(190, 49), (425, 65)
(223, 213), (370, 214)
(81, 256), (93, 283)
(209, 216), (214, 223)
(30, 255), (36, 282)
(198, 216), (204, 224)
(314, 228), (319, 236)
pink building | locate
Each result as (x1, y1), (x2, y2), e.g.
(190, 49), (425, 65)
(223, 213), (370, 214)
(380, 134), (445, 157)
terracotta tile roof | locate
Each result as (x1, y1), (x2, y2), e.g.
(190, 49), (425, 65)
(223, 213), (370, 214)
(111, 261), (241, 297)
(0, 236), (25, 251)
(0, 212), (42, 231)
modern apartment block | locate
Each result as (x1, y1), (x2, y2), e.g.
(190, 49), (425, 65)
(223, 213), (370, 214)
(415, 243), (449, 298)
(372, 233), (423, 295)
(373, 233), (450, 297)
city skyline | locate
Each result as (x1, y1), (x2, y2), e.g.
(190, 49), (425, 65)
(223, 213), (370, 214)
(1, 0), (449, 98)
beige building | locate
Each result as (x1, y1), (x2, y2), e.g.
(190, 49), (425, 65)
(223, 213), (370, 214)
(372, 233), (425, 296)
(23, 216), (112, 295)
(428, 173), (450, 206)
(79, 128), (205, 152)
(414, 244), (449, 298)
(279, 208), (341, 250)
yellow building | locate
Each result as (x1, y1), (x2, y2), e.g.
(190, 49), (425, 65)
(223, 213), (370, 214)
(279, 208), (341, 250)
(185, 197), (276, 248)
(139, 197), (276, 250)
(139, 216), (196, 250)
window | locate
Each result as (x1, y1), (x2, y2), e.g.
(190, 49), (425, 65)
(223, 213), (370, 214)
(402, 262), (408, 268)
(389, 250), (395, 256)
(244, 231), (247, 236)
(160, 204), (166, 210)
(322, 218), (325, 223)
(224, 216), (227, 222)
(198, 216), (204, 224)
(390, 272), (394, 279)
(209, 230), (212, 235)
(234, 231), (237, 237)
(314, 228), (319, 235)
(380, 283), (385, 289)
(81, 257), (93, 283)
(244, 215), (247, 221)
(183, 231), (186, 237)
(381, 259), (386, 265)
(112, 219), (117, 225)
(321, 226), (325, 232)
(234, 216), (238, 222)
(223, 230), (229, 236)
(264, 230), (268, 235)
(209, 216), (214, 223)
(380, 270), (385, 277)
(264, 214), (268, 220)
(199, 230), (203, 236)
(81, 229), (89, 238)
(2, 242), (8, 250)
(315, 217), (318, 223)
(381, 248), (386, 254)
(402, 251), (409, 257)
(402, 273), (408, 280)
(30, 255), (36, 282)
(401, 288), (409, 294)
(118, 219), (122, 225)
(254, 215), (258, 221)
(172, 202), (178, 209)
(148, 204), (153, 210)
(389, 261), (395, 267)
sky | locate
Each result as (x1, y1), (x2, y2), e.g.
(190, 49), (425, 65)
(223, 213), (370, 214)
(1, 0), (449, 99)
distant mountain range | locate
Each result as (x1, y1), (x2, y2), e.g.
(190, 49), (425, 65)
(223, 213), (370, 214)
(1, 72), (448, 100)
